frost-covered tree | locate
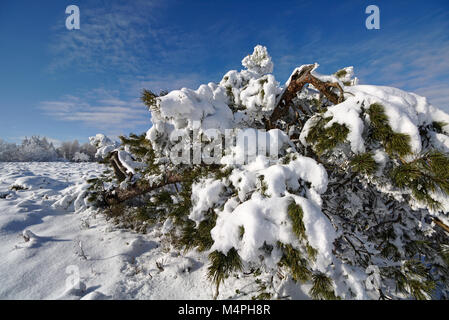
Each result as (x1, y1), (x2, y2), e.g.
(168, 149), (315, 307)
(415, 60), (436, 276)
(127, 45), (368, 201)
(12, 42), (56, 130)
(22, 136), (58, 161)
(73, 151), (90, 162)
(79, 142), (97, 160)
(55, 140), (96, 161)
(0, 139), (19, 161)
(0, 137), (98, 162)
(58, 140), (80, 161)
(17, 136), (58, 162)
(0, 136), (58, 162)
(86, 45), (449, 300)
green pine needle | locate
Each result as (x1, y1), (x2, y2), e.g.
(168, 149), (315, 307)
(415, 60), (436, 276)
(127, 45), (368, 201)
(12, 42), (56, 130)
(278, 243), (312, 283)
(367, 103), (412, 157)
(287, 202), (306, 240)
(350, 152), (378, 175)
(310, 272), (338, 300)
(207, 248), (243, 288)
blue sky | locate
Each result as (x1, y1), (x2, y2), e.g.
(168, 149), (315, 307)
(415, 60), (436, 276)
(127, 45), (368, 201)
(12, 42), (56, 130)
(0, 0), (448, 144)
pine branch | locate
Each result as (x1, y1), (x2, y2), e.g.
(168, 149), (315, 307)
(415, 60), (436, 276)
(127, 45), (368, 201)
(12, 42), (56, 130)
(104, 173), (183, 205)
(432, 217), (449, 234)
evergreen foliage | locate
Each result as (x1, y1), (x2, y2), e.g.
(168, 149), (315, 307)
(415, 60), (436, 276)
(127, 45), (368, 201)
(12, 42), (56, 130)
(287, 202), (306, 240)
(350, 152), (378, 175)
(305, 116), (350, 155)
(207, 248), (243, 298)
(367, 103), (412, 157)
(390, 151), (449, 210)
(310, 272), (338, 300)
(278, 242), (312, 283)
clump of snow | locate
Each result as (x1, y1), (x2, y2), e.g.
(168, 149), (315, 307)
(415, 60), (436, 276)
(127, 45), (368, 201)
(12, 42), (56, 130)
(22, 229), (38, 244)
(290, 194), (336, 271)
(324, 98), (366, 154)
(189, 178), (225, 224)
(432, 133), (449, 152)
(226, 154), (328, 200)
(241, 45), (274, 75)
(89, 134), (118, 159)
(335, 66), (359, 86)
(52, 182), (91, 212)
(117, 150), (145, 176)
(146, 83), (234, 157)
(351, 85), (424, 153)
(239, 75), (282, 113)
(210, 194), (292, 267)
(80, 291), (110, 300)
(210, 191), (335, 272)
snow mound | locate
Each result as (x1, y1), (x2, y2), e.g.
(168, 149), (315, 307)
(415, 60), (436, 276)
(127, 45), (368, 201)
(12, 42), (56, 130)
(12, 175), (69, 191)
(301, 84), (449, 155)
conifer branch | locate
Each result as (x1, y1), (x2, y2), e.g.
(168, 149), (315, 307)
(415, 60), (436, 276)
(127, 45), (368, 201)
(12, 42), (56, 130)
(104, 173), (183, 205)
(432, 217), (449, 234)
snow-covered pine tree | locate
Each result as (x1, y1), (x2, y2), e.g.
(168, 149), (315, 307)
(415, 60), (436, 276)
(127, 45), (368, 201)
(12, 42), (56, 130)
(86, 45), (449, 300)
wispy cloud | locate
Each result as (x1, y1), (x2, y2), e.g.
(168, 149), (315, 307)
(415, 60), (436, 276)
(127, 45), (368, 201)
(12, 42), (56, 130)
(47, 0), (210, 77)
(39, 91), (149, 135)
(355, 26), (449, 111)
(48, 1), (161, 74)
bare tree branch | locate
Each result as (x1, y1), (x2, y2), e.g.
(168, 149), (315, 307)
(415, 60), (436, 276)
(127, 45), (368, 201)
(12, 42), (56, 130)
(269, 64), (345, 127)
(432, 217), (449, 233)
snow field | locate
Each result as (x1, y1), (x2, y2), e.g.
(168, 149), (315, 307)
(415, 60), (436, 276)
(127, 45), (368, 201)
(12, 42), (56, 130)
(0, 162), (311, 299)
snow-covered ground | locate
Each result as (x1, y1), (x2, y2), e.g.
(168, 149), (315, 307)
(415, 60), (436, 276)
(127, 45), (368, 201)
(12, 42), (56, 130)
(0, 162), (307, 300)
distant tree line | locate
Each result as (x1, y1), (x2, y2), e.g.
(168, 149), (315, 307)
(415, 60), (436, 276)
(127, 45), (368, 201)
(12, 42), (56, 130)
(0, 136), (97, 162)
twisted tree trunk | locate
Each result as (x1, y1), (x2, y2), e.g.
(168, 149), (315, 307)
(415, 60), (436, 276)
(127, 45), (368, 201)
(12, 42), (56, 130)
(269, 64), (345, 128)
